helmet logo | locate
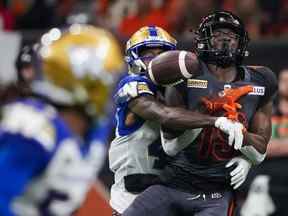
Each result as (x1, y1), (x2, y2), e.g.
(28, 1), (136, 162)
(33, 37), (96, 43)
(233, 20), (240, 25)
(198, 43), (204, 49)
(219, 17), (226, 22)
(68, 46), (113, 85)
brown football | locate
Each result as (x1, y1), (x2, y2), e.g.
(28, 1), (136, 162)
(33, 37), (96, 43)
(147, 50), (199, 86)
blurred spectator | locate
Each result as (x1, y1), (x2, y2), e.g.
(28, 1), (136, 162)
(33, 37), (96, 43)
(258, 0), (281, 37)
(112, 0), (170, 38)
(184, 0), (220, 31)
(0, 0), (15, 30)
(241, 69), (288, 216)
(53, 0), (77, 27)
(14, 0), (56, 30)
(274, 0), (288, 37)
(165, 0), (187, 35)
(268, 69), (288, 155)
(222, 0), (261, 40)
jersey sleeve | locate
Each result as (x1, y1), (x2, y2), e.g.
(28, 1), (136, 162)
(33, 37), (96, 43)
(0, 102), (57, 152)
(114, 75), (158, 106)
(0, 133), (50, 216)
(253, 66), (278, 108)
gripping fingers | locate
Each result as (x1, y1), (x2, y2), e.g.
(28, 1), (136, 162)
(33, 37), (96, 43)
(231, 171), (244, 187)
(230, 165), (242, 177)
(225, 159), (236, 168)
(233, 179), (245, 190)
(231, 170), (243, 183)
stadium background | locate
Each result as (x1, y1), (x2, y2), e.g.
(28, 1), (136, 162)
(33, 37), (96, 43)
(1, 0), (288, 215)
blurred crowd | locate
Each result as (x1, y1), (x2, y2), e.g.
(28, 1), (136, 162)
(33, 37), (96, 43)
(1, 0), (288, 40)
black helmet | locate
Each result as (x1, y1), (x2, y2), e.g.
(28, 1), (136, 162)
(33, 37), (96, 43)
(195, 11), (249, 68)
(15, 45), (42, 83)
(15, 45), (34, 71)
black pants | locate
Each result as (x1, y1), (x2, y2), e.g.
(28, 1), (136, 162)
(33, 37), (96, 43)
(122, 185), (235, 216)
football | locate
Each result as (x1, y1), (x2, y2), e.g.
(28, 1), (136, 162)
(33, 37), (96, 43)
(147, 50), (199, 86)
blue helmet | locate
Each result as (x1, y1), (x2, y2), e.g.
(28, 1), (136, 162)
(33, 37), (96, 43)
(125, 26), (177, 74)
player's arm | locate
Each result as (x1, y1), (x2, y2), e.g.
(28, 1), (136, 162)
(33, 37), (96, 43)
(128, 95), (216, 130)
(240, 101), (272, 164)
(129, 88), (208, 156)
(117, 76), (216, 130)
(240, 66), (278, 164)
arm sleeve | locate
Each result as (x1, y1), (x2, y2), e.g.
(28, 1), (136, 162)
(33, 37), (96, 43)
(0, 133), (50, 216)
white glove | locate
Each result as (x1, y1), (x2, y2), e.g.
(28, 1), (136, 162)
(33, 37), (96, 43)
(215, 117), (245, 150)
(226, 156), (252, 189)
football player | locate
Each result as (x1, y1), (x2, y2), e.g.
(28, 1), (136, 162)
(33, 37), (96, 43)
(123, 11), (277, 216)
(109, 25), (252, 216)
(0, 25), (123, 216)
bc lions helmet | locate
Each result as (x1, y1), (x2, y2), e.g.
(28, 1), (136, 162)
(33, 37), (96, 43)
(195, 11), (249, 68)
(125, 26), (177, 74)
(36, 24), (124, 116)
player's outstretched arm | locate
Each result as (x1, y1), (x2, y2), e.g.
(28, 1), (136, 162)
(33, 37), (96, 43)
(240, 66), (277, 164)
(240, 101), (273, 164)
(128, 95), (216, 130)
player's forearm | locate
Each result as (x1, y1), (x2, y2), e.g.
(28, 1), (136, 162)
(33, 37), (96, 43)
(129, 96), (216, 130)
(159, 107), (217, 130)
(243, 132), (268, 154)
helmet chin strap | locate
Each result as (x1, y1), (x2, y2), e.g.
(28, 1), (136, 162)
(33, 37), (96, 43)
(222, 41), (231, 57)
(131, 51), (147, 71)
(209, 41), (237, 68)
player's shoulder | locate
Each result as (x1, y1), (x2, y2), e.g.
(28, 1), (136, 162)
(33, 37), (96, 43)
(247, 65), (276, 79)
(0, 98), (58, 151)
(117, 73), (153, 88)
(115, 74), (157, 105)
(246, 65), (278, 101)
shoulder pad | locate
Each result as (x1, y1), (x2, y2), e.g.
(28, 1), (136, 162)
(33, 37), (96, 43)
(0, 102), (57, 151)
(115, 75), (156, 105)
(251, 66), (277, 86)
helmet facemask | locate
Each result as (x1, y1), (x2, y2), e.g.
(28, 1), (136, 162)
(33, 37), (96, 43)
(195, 11), (249, 68)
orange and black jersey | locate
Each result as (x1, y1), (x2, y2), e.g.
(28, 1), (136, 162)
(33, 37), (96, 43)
(162, 64), (277, 192)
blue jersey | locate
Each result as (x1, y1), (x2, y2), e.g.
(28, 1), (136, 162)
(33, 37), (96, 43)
(0, 98), (106, 216)
(109, 74), (167, 213)
(114, 73), (158, 136)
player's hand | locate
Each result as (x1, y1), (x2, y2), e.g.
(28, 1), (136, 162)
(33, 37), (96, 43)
(215, 117), (245, 150)
(226, 156), (252, 189)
